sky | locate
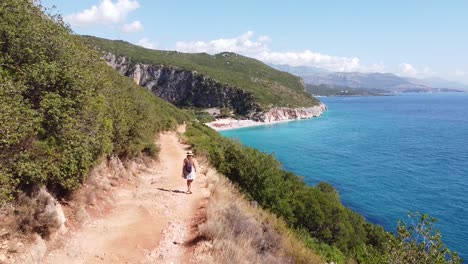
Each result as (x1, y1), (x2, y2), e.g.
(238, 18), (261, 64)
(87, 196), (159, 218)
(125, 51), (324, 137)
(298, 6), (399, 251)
(42, 0), (468, 83)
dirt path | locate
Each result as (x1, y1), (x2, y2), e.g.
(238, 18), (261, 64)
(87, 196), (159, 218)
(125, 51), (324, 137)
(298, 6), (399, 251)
(43, 129), (208, 264)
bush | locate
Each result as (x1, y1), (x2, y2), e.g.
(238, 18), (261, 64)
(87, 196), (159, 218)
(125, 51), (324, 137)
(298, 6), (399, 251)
(385, 213), (462, 264)
(14, 190), (60, 238)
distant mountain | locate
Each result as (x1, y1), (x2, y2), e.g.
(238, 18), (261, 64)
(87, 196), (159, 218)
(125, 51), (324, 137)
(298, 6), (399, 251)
(403, 77), (468, 91)
(302, 72), (420, 92)
(305, 84), (383, 96)
(269, 64), (329, 76)
(272, 64), (464, 94)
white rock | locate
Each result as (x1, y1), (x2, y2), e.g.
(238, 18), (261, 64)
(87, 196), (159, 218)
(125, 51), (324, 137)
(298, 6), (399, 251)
(39, 188), (67, 234)
(23, 235), (46, 264)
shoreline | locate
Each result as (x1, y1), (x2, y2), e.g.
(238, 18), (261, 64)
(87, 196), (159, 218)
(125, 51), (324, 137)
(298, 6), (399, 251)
(205, 118), (298, 131)
(205, 103), (328, 131)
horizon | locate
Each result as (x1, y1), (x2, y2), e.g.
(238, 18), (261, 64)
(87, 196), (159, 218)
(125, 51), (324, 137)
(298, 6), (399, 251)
(42, 0), (468, 85)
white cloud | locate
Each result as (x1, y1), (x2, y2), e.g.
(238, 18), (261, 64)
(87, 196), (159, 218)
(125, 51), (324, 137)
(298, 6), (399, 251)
(65, 0), (140, 27)
(258, 50), (362, 72)
(398, 63), (435, 77)
(399, 63), (418, 76)
(453, 69), (467, 76)
(175, 31), (270, 55)
(137, 38), (157, 49)
(174, 31), (385, 72)
(121, 20), (143, 33)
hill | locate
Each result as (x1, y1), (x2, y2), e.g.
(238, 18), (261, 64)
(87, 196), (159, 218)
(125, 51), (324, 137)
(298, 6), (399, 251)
(81, 36), (321, 117)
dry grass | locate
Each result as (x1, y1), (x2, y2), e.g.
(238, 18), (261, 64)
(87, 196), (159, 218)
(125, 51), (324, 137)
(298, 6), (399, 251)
(13, 190), (60, 239)
(195, 168), (324, 264)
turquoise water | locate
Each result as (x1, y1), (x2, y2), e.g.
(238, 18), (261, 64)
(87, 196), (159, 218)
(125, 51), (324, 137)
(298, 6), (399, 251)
(221, 93), (468, 259)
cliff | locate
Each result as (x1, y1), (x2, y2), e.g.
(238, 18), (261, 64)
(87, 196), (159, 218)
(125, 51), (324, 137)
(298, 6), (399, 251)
(105, 53), (327, 122)
(83, 36), (321, 110)
(105, 53), (260, 116)
(253, 103), (327, 122)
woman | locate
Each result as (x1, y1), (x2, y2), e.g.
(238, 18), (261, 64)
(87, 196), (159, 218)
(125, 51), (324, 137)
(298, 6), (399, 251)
(182, 151), (197, 194)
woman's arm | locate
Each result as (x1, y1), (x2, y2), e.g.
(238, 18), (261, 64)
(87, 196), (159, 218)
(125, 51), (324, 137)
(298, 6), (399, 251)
(182, 159), (186, 175)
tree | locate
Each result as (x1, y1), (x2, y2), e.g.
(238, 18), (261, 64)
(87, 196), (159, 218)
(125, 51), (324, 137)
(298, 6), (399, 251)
(386, 212), (462, 264)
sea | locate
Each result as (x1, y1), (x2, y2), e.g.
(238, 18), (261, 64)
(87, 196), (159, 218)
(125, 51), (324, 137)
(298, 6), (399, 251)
(221, 93), (468, 259)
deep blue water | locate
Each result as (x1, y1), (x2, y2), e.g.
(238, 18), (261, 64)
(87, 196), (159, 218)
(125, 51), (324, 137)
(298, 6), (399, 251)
(221, 93), (468, 259)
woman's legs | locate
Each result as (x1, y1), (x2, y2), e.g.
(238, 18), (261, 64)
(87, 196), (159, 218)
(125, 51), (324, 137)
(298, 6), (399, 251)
(187, 179), (193, 193)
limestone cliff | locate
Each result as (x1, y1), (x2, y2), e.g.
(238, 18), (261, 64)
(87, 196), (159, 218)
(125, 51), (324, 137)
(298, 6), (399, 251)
(253, 103), (328, 122)
(104, 53), (327, 121)
(105, 53), (260, 115)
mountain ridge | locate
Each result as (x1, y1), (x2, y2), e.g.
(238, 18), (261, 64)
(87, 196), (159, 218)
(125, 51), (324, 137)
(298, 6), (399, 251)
(270, 64), (466, 94)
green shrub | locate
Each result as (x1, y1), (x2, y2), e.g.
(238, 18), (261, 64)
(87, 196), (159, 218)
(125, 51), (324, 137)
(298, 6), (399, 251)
(385, 213), (462, 264)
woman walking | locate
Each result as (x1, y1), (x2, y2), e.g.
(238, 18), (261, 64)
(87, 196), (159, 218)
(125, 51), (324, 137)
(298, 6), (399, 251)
(182, 151), (197, 194)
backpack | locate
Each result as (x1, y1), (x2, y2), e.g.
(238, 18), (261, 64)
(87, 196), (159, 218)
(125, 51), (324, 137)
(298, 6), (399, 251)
(184, 159), (192, 173)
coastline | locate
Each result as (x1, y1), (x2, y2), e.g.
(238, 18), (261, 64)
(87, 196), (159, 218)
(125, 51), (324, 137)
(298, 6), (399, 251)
(205, 103), (328, 131)
(205, 118), (298, 131)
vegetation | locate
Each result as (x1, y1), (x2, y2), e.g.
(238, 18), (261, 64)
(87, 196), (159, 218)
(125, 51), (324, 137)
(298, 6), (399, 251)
(197, 168), (323, 263)
(0, 0), (188, 203)
(186, 109), (216, 123)
(385, 212), (462, 264)
(184, 123), (462, 263)
(14, 190), (60, 238)
(82, 36), (320, 109)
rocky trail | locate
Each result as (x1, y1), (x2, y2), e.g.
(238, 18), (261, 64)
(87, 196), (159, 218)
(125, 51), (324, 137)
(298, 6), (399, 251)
(43, 129), (209, 264)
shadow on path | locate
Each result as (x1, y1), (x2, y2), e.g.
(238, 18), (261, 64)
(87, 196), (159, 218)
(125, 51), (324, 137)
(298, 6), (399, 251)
(157, 188), (188, 194)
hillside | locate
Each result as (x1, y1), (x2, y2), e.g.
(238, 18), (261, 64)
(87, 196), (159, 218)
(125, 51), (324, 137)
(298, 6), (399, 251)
(82, 36), (321, 116)
(0, 0), (188, 204)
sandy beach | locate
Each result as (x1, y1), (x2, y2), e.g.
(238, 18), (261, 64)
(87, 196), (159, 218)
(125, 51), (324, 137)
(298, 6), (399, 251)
(205, 118), (301, 131)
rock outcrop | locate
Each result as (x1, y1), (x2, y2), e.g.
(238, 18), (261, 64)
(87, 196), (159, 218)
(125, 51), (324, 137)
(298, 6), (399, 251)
(253, 103), (327, 122)
(105, 54), (260, 115)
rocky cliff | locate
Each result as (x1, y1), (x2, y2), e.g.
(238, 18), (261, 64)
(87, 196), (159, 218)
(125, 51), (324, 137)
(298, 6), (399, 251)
(104, 53), (327, 121)
(253, 103), (327, 122)
(105, 53), (260, 116)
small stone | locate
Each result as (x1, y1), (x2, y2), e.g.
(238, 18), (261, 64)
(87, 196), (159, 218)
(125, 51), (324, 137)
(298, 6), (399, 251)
(0, 254), (7, 262)
(7, 242), (19, 253)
